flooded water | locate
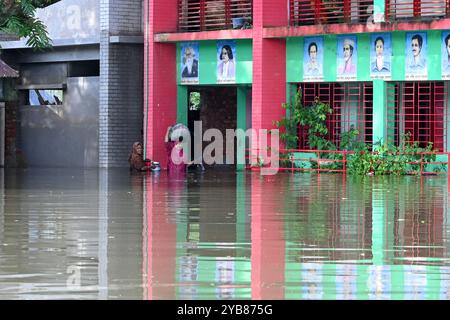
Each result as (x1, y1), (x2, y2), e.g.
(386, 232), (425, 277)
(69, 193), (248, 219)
(0, 168), (449, 300)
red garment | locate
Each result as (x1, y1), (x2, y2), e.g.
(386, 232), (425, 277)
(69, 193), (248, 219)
(165, 141), (187, 175)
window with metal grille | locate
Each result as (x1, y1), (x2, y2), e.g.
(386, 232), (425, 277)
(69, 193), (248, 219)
(289, 0), (374, 26)
(386, 81), (448, 152)
(385, 0), (449, 22)
(297, 82), (373, 150)
(178, 0), (253, 32)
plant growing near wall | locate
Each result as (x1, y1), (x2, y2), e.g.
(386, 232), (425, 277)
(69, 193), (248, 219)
(346, 133), (440, 175)
(275, 88), (336, 168)
(276, 90), (444, 175)
(275, 88), (357, 170)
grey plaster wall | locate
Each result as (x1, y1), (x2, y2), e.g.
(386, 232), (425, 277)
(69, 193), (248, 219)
(18, 76), (99, 168)
(99, 0), (144, 167)
(20, 63), (67, 85)
(35, 0), (100, 41)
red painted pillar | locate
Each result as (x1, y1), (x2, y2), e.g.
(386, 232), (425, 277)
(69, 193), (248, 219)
(252, 0), (287, 143)
(314, 0), (322, 24)
(144, 0), (178, 168)
(343, 0), (351, 22)
(413, 0), (421, 17)
(144, 176), (177, 299)
(250, 0), (287, 299)
(251, 175), (286, 299)
(385, 0), (391, 21)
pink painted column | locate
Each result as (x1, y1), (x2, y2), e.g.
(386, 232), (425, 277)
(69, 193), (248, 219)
(144, 0), (178, 168)
(251, 175), (286, 299)
(251, 2), (288, 298)
(252, 0), (287, 147)
(144, 177), (177, 299)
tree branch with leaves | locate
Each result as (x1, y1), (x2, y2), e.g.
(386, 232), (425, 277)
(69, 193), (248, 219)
(0, 0), (60, 49)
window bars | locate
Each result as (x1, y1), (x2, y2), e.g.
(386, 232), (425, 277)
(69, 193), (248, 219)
(178, 0), (252, 31)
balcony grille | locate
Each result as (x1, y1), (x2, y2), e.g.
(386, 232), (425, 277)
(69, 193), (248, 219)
(289, 0), (449, 26)
(386, 0), (449, 21)
(289, 0), (374, 26)
(178, 0), (252, 32)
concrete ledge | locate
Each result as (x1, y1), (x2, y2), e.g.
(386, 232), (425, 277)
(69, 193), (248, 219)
(109, 36), (144, 44)
(0, 37), (100, 49)
(154, 29), (253, 42)
(16, 84), (67, 90)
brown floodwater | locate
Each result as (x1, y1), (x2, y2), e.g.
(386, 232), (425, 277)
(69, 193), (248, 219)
(0, 168), (449, 299)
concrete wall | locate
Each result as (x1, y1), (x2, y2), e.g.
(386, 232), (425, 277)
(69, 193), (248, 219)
(18, 76), (99, 168)
(99, 0), (144, 167)
(35, 0), (100, 41)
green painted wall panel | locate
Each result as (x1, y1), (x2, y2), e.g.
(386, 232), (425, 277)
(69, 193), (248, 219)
(177, 85), (188, 125)
(237, 87), (247, 171)
(389, 31), (405, 81)
(428, 30), (442, 80)
(324, 35), (337, 82)
(235, 39), (253, 84)
(286, 38), (302, 82)
(357, 33), (370, 81)
(373, 80), (386, 144)
(199, 40), (218, 84)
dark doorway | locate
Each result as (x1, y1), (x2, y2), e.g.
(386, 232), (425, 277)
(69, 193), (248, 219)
(187, 86), (237, 169)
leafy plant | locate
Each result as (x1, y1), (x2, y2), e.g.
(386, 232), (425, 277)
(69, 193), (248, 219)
(189, 92), (200, 111)
(1, 0), (59, 49)
(346, 133), (439, 176)
(275, 88), (336, 166)
(275, 89), (444, 175)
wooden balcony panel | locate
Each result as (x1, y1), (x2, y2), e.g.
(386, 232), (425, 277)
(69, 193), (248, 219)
(290, 0), (449, 26)
(178, 0), (252, 32)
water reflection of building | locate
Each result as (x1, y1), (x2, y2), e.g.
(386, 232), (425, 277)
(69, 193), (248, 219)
(0, 169), (102, 298)
(389, 177), (445, 264)
(142, 172), (248, 299)
(142, 173), (178, 300)
(140, 171), (449, 300)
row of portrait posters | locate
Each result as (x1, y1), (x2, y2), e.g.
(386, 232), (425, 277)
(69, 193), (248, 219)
(304, 33), (427, 81)
(180, 41), (236, 84)
(303, 32), (450, 81)
(304, 31), (450, 81)
(180, 32), (450, 84)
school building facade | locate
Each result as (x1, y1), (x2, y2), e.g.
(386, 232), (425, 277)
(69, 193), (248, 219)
(144, 0), (450, 169)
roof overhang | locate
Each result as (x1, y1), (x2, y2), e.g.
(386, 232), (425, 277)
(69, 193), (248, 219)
(0, 58), (18, 78)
